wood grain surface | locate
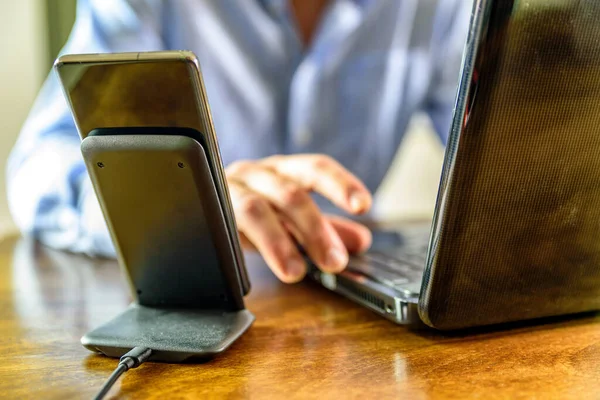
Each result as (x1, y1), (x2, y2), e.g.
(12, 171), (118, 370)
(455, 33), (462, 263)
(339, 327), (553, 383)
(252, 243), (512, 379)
(0, 236), (599, 399)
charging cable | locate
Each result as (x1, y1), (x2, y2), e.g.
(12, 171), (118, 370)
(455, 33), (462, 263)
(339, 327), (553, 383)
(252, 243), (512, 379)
(94, 347), (153, 400)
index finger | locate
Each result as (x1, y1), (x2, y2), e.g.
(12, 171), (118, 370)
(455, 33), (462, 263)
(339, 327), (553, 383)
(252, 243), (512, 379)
(261, 154), (372, 214)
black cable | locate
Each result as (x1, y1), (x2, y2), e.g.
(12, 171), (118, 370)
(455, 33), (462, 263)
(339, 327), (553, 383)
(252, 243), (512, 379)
(94, 347), (153, 400)
(94, 364), (127, 399)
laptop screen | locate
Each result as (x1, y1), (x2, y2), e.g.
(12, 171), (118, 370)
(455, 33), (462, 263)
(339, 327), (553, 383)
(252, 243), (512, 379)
(421, 0), (600, 329)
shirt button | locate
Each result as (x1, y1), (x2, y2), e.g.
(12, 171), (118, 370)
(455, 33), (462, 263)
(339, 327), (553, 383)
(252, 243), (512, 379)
(295, 127), (313, 147)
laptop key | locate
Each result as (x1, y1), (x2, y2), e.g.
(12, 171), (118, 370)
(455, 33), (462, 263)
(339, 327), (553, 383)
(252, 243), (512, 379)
(347, 256), (407, 286)
(365, 252), (424, 271)
(362, 254), (423, 282)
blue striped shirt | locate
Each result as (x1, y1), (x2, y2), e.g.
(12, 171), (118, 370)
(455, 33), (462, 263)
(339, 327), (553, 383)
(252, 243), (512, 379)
(7, 0), (471, 256)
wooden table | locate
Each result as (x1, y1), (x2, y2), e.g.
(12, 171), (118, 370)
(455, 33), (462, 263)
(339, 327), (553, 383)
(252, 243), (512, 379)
(1, 235), (599, 399)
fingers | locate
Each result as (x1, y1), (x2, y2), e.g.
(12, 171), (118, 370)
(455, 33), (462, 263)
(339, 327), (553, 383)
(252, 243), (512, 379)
(228, 181), (306, 283)
(261, 154), (373, 215)
(226, 155), (372, 283)
(228, 162), (348, 273)
(237, 231), (256, 251)
(326, 215), (372, 254)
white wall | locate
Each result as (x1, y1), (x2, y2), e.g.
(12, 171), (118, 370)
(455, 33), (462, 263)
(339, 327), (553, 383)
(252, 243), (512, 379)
(374, 114), (445, 221)
(0, 1), (48, 236)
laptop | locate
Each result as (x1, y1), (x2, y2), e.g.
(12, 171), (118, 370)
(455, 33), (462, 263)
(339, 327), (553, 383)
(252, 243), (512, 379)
(310, 0), (600, 330)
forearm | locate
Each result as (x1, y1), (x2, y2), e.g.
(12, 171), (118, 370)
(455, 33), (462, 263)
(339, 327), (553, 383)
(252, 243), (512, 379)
(6, 0), (168, 257)
(8, 136), (114, 257)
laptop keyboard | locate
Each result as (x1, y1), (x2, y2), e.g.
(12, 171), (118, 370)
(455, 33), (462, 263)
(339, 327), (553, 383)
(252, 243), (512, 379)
(347, 229), (430, 289)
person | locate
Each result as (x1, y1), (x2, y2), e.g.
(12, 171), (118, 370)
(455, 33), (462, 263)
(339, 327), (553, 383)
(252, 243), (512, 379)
(8, 0), (470, 283)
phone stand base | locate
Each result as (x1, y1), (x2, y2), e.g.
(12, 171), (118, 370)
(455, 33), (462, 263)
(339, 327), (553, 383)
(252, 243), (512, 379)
(82, 304), (255, 362)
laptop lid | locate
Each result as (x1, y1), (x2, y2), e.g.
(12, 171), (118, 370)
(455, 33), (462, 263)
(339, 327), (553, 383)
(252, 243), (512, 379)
(419, 0), (600, 329)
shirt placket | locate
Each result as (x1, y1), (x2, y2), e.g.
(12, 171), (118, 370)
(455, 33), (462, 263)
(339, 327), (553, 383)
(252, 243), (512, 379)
(286, 0), (364, 154)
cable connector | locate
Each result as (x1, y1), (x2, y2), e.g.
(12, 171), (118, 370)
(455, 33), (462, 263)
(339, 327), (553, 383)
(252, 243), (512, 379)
(119, 346), (153, 369)
(94, 347), (153, 400)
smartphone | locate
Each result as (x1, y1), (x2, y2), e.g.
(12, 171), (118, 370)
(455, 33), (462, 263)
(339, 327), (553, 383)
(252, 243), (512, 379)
(54, 51), (250, 308)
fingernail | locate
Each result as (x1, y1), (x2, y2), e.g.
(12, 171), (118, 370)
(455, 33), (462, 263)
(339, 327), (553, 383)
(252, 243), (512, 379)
(287, 258), (306, 279)
(350, 192), (368, 213)
(326, 247), (348, 271)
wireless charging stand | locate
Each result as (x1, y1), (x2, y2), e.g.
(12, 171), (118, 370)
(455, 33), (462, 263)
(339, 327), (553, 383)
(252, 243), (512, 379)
(79, 131), (254, 362)
(81, 304), (254, 363)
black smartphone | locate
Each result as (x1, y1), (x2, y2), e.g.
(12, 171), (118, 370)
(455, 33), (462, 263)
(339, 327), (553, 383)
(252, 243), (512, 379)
(54, 51), (250, 308)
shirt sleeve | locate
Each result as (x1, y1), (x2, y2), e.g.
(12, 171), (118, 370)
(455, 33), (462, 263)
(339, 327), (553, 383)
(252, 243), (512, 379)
(7, 0), (165, 257)
(423, 0), (473, 144)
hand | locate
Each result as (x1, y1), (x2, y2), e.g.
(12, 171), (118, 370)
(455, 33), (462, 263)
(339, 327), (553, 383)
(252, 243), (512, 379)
(226, 154), (373, 283)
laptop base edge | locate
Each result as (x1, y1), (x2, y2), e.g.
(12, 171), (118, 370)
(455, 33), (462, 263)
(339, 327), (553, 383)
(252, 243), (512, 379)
(308, 267), (422, 326)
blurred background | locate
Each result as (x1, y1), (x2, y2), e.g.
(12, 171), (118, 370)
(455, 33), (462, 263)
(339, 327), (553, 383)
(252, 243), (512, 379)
(0, 0), (444, 238)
